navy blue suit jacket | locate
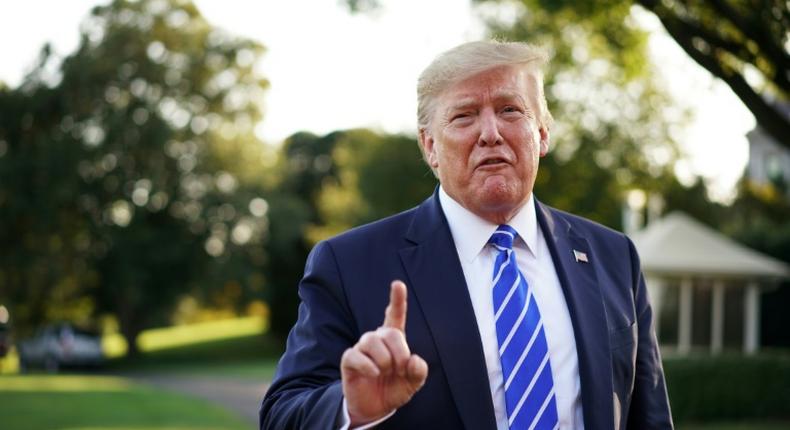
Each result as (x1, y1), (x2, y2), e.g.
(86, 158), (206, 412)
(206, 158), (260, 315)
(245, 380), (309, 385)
(260, 191), (673, 429)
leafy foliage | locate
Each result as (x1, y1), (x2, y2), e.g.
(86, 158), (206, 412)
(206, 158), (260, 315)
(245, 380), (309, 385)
(308, 129), (436, 243)
(264, 129), (435, 339)
(635, 0), (789, 149)
(0, 0), (271, 353)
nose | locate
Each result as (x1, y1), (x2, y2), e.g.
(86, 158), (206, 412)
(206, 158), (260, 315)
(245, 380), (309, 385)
(477, 108), (502, 146)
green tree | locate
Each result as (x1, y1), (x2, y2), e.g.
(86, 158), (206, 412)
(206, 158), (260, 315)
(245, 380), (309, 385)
(307, 129), (436, 243)
(0, 56), (98, 334)
(635, 0), (789, 149)
(264, 131), (341, 340)
(724, 180), (790, 263)
(0, 0), (271, 354)
(264, 129), (435, 340)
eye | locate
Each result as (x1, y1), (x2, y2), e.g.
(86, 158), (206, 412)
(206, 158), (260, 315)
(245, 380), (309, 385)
(502, 105), (521, 114)
(450, 112), (474, 123)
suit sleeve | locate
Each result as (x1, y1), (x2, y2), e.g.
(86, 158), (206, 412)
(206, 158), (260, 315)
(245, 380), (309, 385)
(625, 237), (674, 429)
(259, 240), (359, 430)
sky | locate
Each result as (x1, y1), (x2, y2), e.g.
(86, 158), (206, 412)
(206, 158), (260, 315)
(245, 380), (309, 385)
(0, 0), (755, 202)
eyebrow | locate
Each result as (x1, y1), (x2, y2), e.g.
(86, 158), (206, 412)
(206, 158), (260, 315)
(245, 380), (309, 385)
(445, 91), (528, 113)
(446, 98), (478, 112)
(493, 91), (528, 107)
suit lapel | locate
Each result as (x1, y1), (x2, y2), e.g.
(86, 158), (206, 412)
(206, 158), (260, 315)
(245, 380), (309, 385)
(399, 192), (497, 430)
(536, 202), (614, 429)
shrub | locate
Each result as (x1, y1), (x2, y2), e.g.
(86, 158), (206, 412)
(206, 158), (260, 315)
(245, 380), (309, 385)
(663, 353), (790, 423)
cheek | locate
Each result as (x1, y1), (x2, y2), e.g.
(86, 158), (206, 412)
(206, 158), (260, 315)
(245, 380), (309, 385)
(437, 138), (470, 166)
(509, 127), (540, 156)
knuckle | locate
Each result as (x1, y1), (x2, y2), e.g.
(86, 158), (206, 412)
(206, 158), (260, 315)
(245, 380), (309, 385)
(358, 331), (388, 355)
(382, 328), (403, 343)
(343, 347), (359, 360)
(341, 349), (357, 368)
(358, 331), (377, 345)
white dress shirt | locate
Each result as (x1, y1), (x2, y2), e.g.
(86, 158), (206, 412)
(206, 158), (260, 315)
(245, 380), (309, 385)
(341, 188), (584, 429)
(439, 187), (584, 430)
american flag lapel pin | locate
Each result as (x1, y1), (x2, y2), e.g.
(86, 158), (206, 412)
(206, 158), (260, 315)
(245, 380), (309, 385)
(573, 249), (589, 263)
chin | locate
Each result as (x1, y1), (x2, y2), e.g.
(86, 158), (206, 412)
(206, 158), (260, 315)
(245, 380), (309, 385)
(473, 185), (526, 218)
(481, 180), (520, 201)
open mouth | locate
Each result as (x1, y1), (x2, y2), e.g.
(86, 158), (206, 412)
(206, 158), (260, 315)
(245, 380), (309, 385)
(478, 158), (508, 167)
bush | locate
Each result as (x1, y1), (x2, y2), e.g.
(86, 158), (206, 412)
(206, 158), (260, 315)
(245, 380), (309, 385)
(664, 353), (790, 423)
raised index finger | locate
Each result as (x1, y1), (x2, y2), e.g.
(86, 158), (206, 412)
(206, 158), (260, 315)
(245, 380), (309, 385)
(383, 280), (407, 332)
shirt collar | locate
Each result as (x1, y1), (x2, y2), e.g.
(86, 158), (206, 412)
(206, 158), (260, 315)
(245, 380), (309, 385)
(439, 185), (539, 263)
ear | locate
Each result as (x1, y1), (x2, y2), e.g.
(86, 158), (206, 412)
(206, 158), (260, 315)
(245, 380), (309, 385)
(419, 129), (439, 168)
(538, 126), (550, 157)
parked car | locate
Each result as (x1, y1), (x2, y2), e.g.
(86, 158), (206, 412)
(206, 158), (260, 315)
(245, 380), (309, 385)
(0, 324), (9, 358)
(0, 305), (9, 357)
(18, 323), (104, 372)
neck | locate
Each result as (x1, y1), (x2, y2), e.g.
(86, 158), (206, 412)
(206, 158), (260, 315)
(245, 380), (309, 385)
(477, 206), (523, 225)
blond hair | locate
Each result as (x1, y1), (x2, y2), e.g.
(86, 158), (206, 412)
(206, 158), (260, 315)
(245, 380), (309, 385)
(417, 40), (553, 131)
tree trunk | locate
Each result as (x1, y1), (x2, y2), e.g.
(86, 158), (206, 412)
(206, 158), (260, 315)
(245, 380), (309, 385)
(121, 324), (142, 357)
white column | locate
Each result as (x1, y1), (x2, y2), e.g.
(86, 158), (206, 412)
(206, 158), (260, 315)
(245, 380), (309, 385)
(678, 278), (693, 355)
(646, 276), (665, 341)
(744, 282), (761, 355)
(711, 281), (725, 354)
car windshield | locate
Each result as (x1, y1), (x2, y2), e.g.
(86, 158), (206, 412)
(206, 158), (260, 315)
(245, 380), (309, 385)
(56, 325), (99, 337)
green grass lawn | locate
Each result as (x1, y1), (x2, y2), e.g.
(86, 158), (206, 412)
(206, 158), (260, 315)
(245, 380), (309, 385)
(0, 374), (250, 430)
(678, 423), (790, 430)
(0, 317), (279, 429)
(3, 374), (786, 430)
(106, 331), (283, 379)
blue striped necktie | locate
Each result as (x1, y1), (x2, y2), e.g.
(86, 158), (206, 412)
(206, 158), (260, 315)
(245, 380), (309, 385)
(489, 225), (558, 430)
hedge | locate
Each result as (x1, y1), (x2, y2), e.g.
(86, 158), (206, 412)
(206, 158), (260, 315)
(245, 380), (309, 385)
(663, 353), (790, 423)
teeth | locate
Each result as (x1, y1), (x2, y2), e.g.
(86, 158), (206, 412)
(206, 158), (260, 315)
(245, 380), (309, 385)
(484, 159), (503, 165)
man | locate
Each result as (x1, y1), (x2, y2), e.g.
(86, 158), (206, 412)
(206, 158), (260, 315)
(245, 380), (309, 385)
(260, 40), (673, 429)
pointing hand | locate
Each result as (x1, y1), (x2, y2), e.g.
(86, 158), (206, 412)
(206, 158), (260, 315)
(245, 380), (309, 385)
(340, 280), (429, 426)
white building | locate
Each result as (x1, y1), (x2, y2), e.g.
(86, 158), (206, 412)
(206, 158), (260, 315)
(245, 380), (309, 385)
(746, 107), (790, 193)
(631, 212), (790, 355)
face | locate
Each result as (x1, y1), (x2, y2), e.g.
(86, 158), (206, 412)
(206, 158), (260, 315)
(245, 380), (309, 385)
(419, 65), (550, 224)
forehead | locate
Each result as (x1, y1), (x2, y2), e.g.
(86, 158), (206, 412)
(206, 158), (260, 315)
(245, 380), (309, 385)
(438, 65), (540, 105)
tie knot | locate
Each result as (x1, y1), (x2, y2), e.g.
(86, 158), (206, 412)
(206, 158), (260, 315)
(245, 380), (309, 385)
(488, 225), (518, 250)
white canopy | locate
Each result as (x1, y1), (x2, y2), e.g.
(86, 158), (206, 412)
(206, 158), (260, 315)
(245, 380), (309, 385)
(631, 212), (790, 279)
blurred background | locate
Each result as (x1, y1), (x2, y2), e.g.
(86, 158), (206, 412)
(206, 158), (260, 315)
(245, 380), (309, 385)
(0, 0), (788, 429)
